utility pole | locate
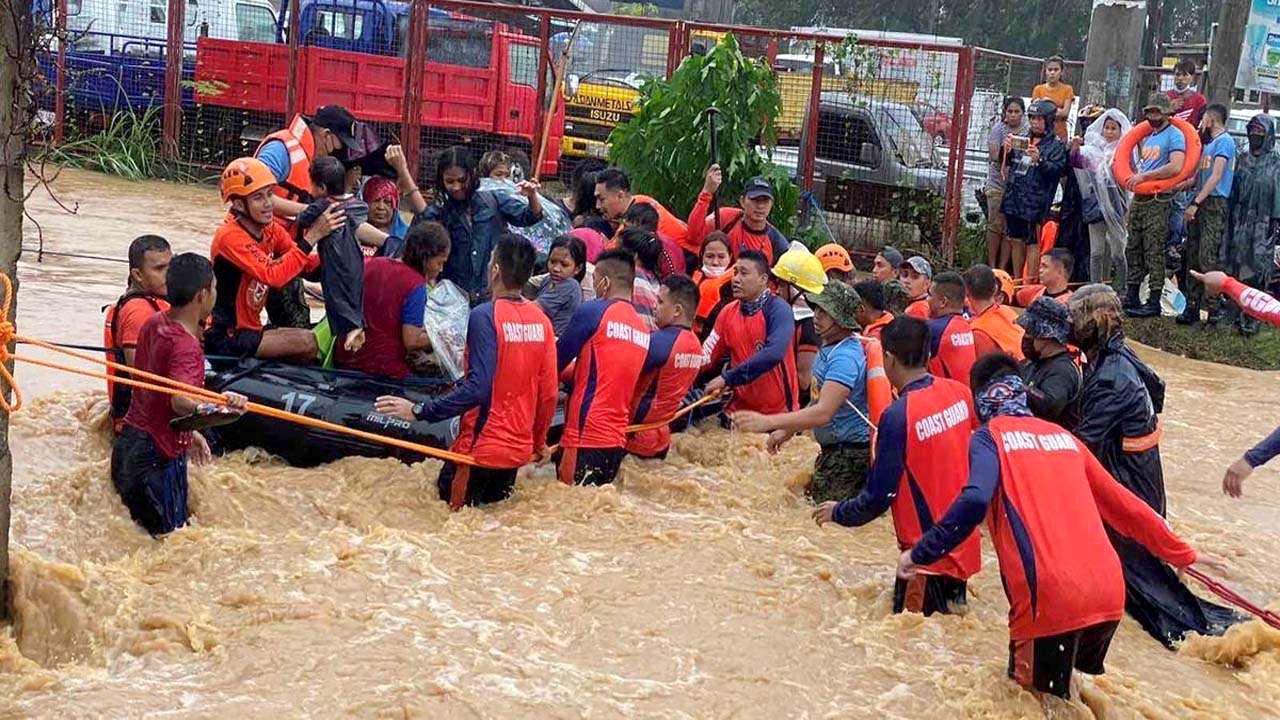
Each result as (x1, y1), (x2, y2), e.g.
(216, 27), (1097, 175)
(1205, 0), (1249, 105)
(0, 0), (29, 620)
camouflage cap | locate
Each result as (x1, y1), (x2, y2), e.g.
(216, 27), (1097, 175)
(1142, 92), (1173, 114)
(1016, 296), (1072, 344)
(806, 280), (863, 330)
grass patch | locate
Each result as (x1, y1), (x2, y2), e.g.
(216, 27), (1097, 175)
(52, 105), (195, 182)
(1124, 315), (1280, 371)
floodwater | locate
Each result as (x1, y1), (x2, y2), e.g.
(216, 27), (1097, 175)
(1, 167), (1279, 719)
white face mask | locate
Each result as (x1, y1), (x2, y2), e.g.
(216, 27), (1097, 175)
(702, 264), (729, 278)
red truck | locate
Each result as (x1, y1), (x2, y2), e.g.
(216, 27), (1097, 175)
(194, 0), (564, 176)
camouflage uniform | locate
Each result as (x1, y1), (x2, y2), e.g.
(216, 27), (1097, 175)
(809, 443), (870, 504)
(881, 278), (911, 316)
(1127, 193), (1173, 302)
(1183, 195), (1227, 311)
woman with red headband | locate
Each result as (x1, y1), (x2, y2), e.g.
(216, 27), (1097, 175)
(362, 145), (428, 258)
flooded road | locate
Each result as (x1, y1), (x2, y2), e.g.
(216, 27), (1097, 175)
(1, 168), (1278, 719)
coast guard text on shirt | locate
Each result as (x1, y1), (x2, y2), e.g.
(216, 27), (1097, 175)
(914, 399), (970, 441)
(503, 321), (547, 343)
(606, 320), (651, 350)
(1000, 429), (1078, 453)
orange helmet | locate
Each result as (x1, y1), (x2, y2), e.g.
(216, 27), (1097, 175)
(992, 269), (1017, 304)
(815, 243), (853, 273)
(220, 157), (276, 203)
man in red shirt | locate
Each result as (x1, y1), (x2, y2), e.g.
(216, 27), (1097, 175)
(104, 235), (172, 432)
(899, 256), (933, 319)
(556, 249), (652, 485)
(1167, 60), (1207, 127)
(376, 235), (558, 508)
(815, 316), (980, 616)
(205, 157), (336, 361)
(702, 250), (798, 415)
(963, 264), (1025, 361)
(627, 275), (704, 459)
(111, 253), (246, 536)
(900, 354), (1213, 700)
(687, 165), (791, 265)
(926, 272), (978, 386)
(594, 167), (689, 254)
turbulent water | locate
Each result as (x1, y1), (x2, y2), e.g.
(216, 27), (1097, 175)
(1, 168), (1279, 719)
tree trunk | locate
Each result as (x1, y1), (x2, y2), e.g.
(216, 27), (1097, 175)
(1205, 0), (1249, 105)
(0, 0), (29, 621)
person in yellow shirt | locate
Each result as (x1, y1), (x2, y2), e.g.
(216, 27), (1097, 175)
(1032, 55), (1075, 140)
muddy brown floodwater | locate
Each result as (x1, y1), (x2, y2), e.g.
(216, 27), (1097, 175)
(1, 168), (1278, 719)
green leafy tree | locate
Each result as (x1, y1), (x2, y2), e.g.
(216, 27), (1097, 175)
(608, 33), (799, 235)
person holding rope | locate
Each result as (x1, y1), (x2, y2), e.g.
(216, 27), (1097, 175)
(1017, 297), (1081, 429)
(899, 353), (1219, 702)
(626, 276), (705, 460)
(925, 272), (978, 387)
(555, 249), (651, 486)
(687, 166), (790, 265)
(1123, 94), (1187, 318)
(112, 253), (247, 536)
(963, 264), (1025, 361)
(374, 234), (558, 508)
(1068, 284), (1240, 646)
(814, 316), (979, 617)
(733, 281), (872, 504)
(104, 235), (172, 434)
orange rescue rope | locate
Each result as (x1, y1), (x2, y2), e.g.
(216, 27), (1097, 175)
(544, 388), (725, 457)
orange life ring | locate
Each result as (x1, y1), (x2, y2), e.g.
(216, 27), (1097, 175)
(1110, 117), (1203, 195)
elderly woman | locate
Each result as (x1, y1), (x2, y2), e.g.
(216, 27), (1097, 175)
(1068, 284), (1239, 647)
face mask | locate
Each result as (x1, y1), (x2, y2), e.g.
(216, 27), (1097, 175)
(1147, 117), (1167, 130)
(701, 264), (728, 278)
(1021, 336), (1040, 361)
(1199, 129), (1213, 144)
(1249, 135), (1266, 153)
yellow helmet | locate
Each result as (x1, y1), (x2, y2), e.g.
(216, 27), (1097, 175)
(772, 244), (828, 295)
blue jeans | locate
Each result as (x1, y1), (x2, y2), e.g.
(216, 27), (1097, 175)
(1167, 190), (1193, 251)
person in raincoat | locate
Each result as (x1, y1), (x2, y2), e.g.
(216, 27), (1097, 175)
(1070, 108), (1133, 291)
(1067, 284), (1240, 648)
(1222, 114), (1280, 335)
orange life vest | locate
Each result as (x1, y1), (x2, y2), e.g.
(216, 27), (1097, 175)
(693, 267), (734, 336)
(256, 114), (316, 206)
(859, 334), (893, 429)
(970, 302), (1026, 361)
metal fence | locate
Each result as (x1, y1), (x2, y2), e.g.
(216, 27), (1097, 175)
(36, 0), (1094, 263)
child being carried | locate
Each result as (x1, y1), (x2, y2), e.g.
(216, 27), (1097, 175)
(297, 156), (369, 353)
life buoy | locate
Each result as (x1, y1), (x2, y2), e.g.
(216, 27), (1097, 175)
(1110, 117), (1203, 195)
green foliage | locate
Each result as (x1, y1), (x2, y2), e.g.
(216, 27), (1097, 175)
(608, 33), (799, 236)
(180, 78), (229, 97)
(53, 105), (192, 181)
(612, 2), (660, 17)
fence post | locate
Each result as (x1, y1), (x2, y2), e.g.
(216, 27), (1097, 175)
(800, 40), (824, 193)
(161, 0), (185, 160)
(941, 46), (975, 264)
(666, 22), (684, 79)
(533, 13), (550, 176)
(400, 0), (429, 175)
(286, 0), (302, 118)
(53, 0), (66, 145)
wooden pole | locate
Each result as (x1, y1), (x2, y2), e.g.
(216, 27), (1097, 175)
(532, 22), (578, 178)
(1205, 0), (1249, 105)
(0, 0), (29, 620)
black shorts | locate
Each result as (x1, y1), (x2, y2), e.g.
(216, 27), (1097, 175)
(204, 326), (263, 358)
(1008, 620), (1120, 698)
(556, 446), (627, 486)
(437, 462), (518, 509)
(110, 425), (189, 536)
(893, 574), (968, 616)
(1005, 216), (1038, 243)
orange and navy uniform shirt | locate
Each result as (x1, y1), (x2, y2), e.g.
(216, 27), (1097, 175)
(626, 325), (704, 457)
(905, 298), (930, 320)
(927, 313), (978, 387)
(833, 375), (981, 581)
(557, 298), (651, 450)
(209, 215), (320, 334)
(686, 191), (790, 264)
(414, 298), (557, 469)
(912, 414), (1197, 641)
(969, 303), (1025, 362)
(103, 292), (170, 429)
(701, 294), (798, 415)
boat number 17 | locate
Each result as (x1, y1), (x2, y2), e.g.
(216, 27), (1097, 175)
(281, 391), (317, 416)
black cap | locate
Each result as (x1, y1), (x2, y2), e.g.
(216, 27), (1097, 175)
(308, 105), (360, 151)
(742, 176), (774, 200)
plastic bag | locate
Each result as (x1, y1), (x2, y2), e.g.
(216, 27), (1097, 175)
(478, 177), (572, 257)
(423, 279), (470, 380)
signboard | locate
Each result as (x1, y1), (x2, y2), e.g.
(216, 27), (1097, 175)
(1237, 0), (1280, 94)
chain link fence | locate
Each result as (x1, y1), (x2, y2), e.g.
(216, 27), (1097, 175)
(37, 0), (1104, 263)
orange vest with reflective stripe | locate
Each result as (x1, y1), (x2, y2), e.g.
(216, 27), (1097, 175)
(859, 334), (894, 459)
(256, 114), (316, 205)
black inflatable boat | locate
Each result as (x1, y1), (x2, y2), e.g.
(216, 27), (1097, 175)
(204, 358), (460, 467)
